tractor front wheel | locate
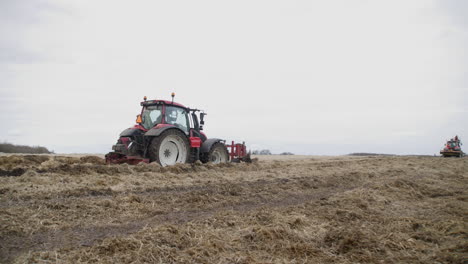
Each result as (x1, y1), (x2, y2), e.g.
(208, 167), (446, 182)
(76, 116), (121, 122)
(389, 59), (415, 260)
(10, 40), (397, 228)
(202, 142), (229, 164)
(148, 130), (189, 166)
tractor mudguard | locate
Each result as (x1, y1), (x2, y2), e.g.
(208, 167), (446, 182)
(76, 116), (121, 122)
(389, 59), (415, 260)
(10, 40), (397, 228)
(120, 128), (143, 137)
(200, 138), (224, 153)
(144, 126), (187, 137)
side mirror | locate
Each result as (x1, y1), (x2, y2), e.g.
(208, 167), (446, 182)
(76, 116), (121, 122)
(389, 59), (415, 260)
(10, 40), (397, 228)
(200, 113), (205, 125)
(200, 113), (206, 130)
(136, 114), (142, 124)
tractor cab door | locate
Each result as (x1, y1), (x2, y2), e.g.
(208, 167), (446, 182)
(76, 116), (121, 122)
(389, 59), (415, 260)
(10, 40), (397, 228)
(165, 106), (190, 134)
(188, 111), (207, 142)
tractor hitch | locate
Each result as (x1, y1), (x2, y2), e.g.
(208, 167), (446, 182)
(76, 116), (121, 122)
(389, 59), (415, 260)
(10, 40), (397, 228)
(227, 141), (251, 163)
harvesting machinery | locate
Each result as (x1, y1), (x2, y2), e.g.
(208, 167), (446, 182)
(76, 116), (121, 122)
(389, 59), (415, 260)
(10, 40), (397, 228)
(106, 94), (251, 166)
(440, 136), (464, 158)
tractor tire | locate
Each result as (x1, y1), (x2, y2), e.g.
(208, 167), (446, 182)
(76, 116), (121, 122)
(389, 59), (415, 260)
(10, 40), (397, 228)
(201, 142), (229, 164)
(148, 129), (189, 166)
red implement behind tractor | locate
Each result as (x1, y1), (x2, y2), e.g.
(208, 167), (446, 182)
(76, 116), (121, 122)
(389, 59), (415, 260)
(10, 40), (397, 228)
(106, 94), (250, 166)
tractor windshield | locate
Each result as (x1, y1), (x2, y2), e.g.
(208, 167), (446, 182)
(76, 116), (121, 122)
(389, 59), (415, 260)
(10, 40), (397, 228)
(141, 105), (163, 129)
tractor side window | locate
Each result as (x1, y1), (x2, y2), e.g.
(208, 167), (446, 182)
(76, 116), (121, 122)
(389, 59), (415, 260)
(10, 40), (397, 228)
(142, 105), (163, 129)
(165, 106), (189, 133)
(149, 111), (161, 124)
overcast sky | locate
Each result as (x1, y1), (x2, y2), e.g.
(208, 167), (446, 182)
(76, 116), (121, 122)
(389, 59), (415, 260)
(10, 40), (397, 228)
(0, 0), (467, 155)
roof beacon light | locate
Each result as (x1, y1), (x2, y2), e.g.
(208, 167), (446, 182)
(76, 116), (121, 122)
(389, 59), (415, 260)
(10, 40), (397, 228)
(171, 92), (175, 104)
(143, 96), (147, 101)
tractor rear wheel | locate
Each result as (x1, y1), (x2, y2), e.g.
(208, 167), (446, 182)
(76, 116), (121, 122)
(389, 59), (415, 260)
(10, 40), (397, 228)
(202, 142), (229, 164)
(148, 129), (189, 166)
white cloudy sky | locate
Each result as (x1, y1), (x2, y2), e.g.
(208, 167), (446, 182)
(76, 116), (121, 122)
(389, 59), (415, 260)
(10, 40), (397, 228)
(0, 0), (467, 155)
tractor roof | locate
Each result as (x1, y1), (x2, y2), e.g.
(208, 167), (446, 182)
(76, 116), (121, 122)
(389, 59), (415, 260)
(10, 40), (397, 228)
(140, 99), (188, 109)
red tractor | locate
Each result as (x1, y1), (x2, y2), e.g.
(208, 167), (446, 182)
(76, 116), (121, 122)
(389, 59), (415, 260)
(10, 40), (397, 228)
(440, 135), (464, 158)
(106, 94), (250, 166)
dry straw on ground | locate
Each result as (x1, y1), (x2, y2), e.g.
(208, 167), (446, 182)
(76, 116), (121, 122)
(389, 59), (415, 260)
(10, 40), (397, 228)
(0, 154), (466, 263)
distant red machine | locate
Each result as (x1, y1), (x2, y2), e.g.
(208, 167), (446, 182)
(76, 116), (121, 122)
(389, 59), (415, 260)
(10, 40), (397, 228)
(440, 136), (464, 158)
(106, 94), (250, 166)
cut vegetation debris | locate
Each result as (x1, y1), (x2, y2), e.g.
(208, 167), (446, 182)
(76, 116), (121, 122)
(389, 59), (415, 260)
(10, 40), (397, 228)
(0, 155), (466, 263)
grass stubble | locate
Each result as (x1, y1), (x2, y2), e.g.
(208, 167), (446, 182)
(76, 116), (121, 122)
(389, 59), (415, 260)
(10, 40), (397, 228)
(0, 154), (466, 263)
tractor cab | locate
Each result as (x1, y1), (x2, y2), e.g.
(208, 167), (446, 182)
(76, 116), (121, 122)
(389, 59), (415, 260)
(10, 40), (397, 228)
(139, 103), (189, 133)
(137, 95), (207, 142)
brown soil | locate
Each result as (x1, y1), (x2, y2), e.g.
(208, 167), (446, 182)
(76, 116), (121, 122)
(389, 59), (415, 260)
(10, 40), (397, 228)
(0, 155), (466, 263)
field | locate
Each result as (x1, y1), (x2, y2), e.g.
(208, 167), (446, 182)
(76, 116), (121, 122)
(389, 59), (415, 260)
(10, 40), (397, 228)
(0, 154), (466, 263)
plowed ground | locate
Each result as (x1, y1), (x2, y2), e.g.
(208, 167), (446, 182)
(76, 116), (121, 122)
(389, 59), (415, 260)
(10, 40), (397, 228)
(0, 155), (466, 263)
